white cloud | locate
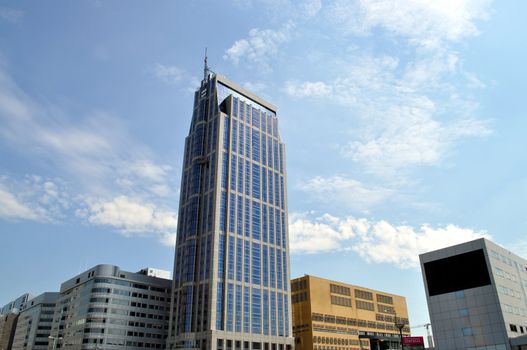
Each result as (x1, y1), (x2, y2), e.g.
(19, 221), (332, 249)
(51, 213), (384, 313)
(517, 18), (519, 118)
(297, 176), (393, 211)
(224, 22), (294, 71)
(0, 185), (40, 220)
(289, 212), (491, 268)
(326, 0), (491, 49)
(0, 59), (178, 244)
(0, 176), (70, 222)
(0, 7), (24, 23)
(284, 81), (332, 98)
(0, 64), (175, 200)
(285, 51), (491, 176)
(78, 195), (178, 244)
(152, 63), (185, 84)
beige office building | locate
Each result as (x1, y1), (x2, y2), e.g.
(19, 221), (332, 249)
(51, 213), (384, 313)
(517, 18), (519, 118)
(291, 275), (410, 350)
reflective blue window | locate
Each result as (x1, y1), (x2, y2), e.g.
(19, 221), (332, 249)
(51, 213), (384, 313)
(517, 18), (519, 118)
(263, 245), (268, 287)
(273, 140), (279, 170)
(245, 125), (251, 158)
(239, 122), (244, 156)
(282, 250), (288, 291)
(276, 248), (282, 290)
(192, 124), (204, 157)
(236, 239), (242, 282)
(262, 170), (267, 203)
(221, 152), (228, 189)
(281, 212), (286, 249)
(252, 288), (261, 334)
(240, 101), (245, 123)
(268, 169), (274, 204)
(269, 207), (275, 245)
(216, 282), (223, 330)
(244, 198), (250, 238)
(262, 135), (267, 166)
(232, 120), (238, 153)
(223, 118), (230, 150)
(184, 286), (193, 332)
(280, 176), (285, 210)
(244, 241), (250, 283)
(227, 283), (234, 331)
(263, 290), (269, 335)
(228, 235), (235, 280)
(278, 292), (284, 336)
(272, 117), (278, 137)
(245, 159), (251, 195)
(252, 129), (260, 162)
(262, 205), (268, 243)
(267, 136), (273, 167)
(237, 157), (243, 193)
(252, 201), (261, 240)
(207, 192), (214, 232)
(252, 107), (260, 129)
(252, 164), (260, 199)
(279, 145), (284, 174)
(206, 235), (212, 277)
(218, 234), (225, 279)
(252, 243), (261, 284)
(229, 193), (235, 234)
(266, 114), (272, 135)
(270, 291), (277, 336)
(243, 286), (250, 333)
(274, 172), (280, 207)
(275, 210), (281, 247)
(237, 195), (243, 236)
(233, 97), (238, 118)
(220, 191), (227, 232)
(270, 248), (276, 288)
(235, 285), (242, 332)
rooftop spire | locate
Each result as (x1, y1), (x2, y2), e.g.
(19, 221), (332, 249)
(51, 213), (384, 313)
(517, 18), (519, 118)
(203, 48), (209, 80)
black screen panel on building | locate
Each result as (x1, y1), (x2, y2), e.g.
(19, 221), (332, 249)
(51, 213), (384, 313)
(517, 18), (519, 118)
(424, 249), (491, 296)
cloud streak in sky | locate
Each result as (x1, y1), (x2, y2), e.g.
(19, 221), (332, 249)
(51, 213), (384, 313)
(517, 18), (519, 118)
(289, 212), (491, 268)
(0, 61), (177, 245)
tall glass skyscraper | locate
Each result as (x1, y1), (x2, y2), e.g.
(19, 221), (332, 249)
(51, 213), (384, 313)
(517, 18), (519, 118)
(167, 62), (293, 350)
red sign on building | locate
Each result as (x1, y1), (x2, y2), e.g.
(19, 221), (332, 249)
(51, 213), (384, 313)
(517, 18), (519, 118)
(402, 336), (424, 346)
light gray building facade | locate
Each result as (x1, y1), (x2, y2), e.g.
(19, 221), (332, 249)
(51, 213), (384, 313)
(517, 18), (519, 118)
(48, 264), (171, 350)
(12, 292), (58, 350)
(167, 62), (293, 350)
(420, 238), (527, 350)
(1, 294), (34, 315)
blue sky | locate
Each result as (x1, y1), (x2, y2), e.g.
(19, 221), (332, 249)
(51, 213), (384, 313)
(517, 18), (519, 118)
(1, 0), (526, 342)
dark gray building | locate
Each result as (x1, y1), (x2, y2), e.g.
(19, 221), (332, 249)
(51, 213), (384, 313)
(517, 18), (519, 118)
(12, 292), (58, 350)
(48, 264), (171, 350)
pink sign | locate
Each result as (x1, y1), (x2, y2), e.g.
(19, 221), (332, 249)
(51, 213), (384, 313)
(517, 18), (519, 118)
(402, 336), (424, 345)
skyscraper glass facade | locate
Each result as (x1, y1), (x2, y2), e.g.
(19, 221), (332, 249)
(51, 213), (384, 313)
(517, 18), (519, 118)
(168, 71), (293, 350)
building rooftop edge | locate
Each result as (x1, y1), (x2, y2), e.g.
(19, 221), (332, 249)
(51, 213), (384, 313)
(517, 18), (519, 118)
(291, 274), (408, 300)
(215, 74), (277, 113)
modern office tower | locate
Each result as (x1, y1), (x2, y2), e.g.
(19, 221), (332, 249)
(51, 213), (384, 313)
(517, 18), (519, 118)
(167, 61), (293, 350)
(11, 292), (58, 350)
(47, 264), (171, 350)
(420, 238), (527, 350)
(291, 275), (411, 350)
(1, 294), (34, 315)
(0, 312), (19, 350)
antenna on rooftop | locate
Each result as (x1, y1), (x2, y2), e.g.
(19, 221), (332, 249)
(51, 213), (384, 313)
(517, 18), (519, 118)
(204, 48), (209, 80)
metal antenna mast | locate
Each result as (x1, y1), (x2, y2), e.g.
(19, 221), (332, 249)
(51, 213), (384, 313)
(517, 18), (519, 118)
(204, 48), (209, 79)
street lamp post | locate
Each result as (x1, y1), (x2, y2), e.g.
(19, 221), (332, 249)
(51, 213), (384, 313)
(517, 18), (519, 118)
(394, 316), (405, 350)
(49, 335), (63, 350)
